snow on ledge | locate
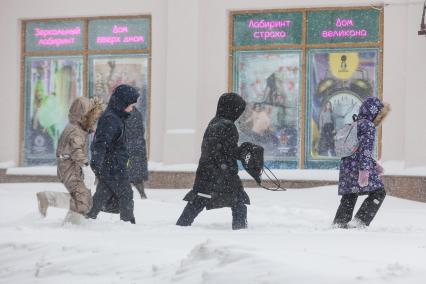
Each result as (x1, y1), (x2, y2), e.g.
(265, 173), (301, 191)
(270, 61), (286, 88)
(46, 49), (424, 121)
(239, 169), (339, 181)
(148, 162), (198, 172)
(0, 161), (16, 169)
(6, 166), (57, 176)
(149, 162), (339, 181)
(382, 160), (426, 176)
(3, 160), (426, 179)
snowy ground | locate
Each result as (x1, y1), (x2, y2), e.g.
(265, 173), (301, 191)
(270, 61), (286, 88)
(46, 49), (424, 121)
(0, 184), (425, 284)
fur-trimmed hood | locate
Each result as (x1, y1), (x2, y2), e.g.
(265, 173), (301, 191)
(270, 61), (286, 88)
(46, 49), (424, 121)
(373, 102), (390, 127)
(357, 97), (390, 126)
(68, 97), (105, 132)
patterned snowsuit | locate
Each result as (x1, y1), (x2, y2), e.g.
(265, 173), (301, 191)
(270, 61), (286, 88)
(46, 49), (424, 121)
(334, 97), (390, 227)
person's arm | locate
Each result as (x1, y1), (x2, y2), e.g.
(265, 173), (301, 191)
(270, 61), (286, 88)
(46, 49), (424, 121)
(69, 134), (88, 167)
(205, 123), (240, 176)
(90, 115), (120, 176)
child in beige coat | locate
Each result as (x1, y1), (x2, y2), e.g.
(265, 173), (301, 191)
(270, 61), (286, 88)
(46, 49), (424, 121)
(36, 96), (104, 223)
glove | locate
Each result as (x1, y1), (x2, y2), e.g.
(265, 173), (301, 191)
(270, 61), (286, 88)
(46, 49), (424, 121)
(375, 163), (384, 175)
(82, 166), (96, 189)
(358, 170), (369, 187)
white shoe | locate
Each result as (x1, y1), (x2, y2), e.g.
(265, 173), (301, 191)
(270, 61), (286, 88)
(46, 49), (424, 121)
(63, 210), (83, 225)
(36, 192), (48, 217)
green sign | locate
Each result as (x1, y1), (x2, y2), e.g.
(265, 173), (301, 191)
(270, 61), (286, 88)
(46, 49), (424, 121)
(89, 18), (150, 50)
(25, 21), (84, 52)
(233, 12), (303, 46)
(307, 9), (380, 44)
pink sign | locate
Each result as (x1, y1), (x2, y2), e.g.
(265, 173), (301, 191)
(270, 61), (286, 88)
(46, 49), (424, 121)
(35, 27), (81, 37)
(34, 27), (81, 46)
(321, 18), (368, 39)
(96, 25), (145, 45)
(248, 19), (291, 40)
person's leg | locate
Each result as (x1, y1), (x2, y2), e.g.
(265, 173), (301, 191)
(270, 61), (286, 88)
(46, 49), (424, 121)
(110, 180), (135, 224)
(333, 193), (358, 227)
(176, 197), (207, 226)
(102, 195), (120, 214)
(354, 189), (386, 226)
(134, 182), (147, 199)
(36, 191), (72, 217)
(56, 180), (91, 224)
(231, 202), (247, 230)
(86, 180), (113, 220)
(318, 129), (327, 156)
(68, 181), (92, 215)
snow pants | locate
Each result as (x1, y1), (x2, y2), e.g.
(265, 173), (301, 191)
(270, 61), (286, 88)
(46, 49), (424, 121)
(333, 188), (386, 227)
(66, 181), (92, 215)
(86, 179), (135, 223)
(176, 197), (247, 230)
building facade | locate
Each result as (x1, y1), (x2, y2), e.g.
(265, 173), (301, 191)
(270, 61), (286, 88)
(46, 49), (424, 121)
(0, 0), (425, 168)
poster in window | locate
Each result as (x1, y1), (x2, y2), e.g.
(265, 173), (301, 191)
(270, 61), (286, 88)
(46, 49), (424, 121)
(24, 56), (83, 165)
(234, 50), (301, 168)
(306, 48), (379, 168)
(89, 54), (149, 129)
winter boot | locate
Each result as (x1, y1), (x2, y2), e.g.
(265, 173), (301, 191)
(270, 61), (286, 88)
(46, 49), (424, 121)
(36, 191), (71, 217)
(232, 203), (248, 230)
(36, 192), (49, 217)
(63, 210), (83, 225)
(347, 218), (367, 229)
(354, 189), (386, 226)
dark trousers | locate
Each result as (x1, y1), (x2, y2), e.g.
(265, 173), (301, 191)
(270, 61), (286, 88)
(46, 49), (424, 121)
(176, 197), (248, 230)
(333, 188), (386, 227)
(87, 179), (135, 223)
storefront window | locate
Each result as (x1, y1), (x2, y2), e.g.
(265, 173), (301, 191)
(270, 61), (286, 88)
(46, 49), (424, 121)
(22, 16), (151, 165)
(234, 50), (301, 168)
(24, 56), (83, 165)
(305, 48), (379, 168)
(230, 7), (383, 169)
(88, 54), (149, 130)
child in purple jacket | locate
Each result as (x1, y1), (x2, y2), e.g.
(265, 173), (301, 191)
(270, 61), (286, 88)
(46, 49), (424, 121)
(333, 97), (390, 228)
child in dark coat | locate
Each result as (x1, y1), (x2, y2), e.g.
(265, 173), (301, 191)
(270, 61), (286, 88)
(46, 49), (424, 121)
(176, 93), (249, 230)
(333, 97), (390, 228)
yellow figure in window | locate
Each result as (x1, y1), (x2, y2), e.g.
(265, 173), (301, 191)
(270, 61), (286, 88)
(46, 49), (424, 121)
(329, 52), (359, 80)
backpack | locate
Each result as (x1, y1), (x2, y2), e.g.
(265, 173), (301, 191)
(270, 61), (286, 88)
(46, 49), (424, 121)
(334, 119), (363, 158)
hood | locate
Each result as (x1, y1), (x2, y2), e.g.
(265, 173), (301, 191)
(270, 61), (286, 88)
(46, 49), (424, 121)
(68, 97), (105, 132)
(81, 96), (105, 132)
(357, 97), (390, 126)
(68, 97), (91, 126)
(108, 84), (140, 116)
(215, 93), (246, 122)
